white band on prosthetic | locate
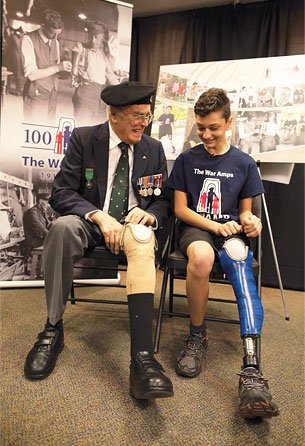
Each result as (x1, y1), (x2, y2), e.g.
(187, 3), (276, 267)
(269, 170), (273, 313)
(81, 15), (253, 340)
(121, 224), (156, 295)
(222, 237), (248, 260)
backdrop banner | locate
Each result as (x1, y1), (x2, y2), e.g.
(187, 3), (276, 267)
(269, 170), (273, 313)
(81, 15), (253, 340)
(0, 0), (132, 285)
(152, 55), (305, 165)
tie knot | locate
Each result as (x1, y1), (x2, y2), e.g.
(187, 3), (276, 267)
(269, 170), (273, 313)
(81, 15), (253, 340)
(119, 142), (129, 153)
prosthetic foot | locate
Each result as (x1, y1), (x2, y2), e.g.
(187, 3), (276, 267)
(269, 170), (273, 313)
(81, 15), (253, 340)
(218, 237), (279, 417)
(238, 366), (279, 418)
(238, 335), (278, 418)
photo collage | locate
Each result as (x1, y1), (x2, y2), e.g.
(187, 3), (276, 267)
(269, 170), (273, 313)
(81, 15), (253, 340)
(152, 56), (305, 160)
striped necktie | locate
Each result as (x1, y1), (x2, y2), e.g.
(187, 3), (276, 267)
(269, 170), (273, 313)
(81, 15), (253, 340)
(108, 142), (129, 221)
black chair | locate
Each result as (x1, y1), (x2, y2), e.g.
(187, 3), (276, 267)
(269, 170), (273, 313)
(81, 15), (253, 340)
(153, 195), (262, 354)
(68, 247), (129, 307)
(68, 228), (169, 306)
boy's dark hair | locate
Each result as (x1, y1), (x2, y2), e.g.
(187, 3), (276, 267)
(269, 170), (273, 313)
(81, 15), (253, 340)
(40, 9), (64, 30)
(194, 88), (231, 121)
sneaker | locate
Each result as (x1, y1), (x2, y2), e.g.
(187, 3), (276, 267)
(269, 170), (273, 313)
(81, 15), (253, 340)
(237, 367), (279, 418)
(175, 332), (208, 378)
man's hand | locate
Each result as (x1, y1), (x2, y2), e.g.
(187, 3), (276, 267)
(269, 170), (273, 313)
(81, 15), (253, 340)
(90, 210), (123, 254)
(241, 215), (262, 238)
(124, 207), (155, 226)
(58, 61), (72, 73)
(214, 220), (242, 237)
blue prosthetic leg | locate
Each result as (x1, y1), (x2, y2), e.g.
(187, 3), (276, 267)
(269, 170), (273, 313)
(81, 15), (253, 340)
(218, 237), (264, 338)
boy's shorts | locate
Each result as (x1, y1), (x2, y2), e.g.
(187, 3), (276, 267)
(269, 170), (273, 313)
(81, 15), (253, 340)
(179, 226), (250, 257)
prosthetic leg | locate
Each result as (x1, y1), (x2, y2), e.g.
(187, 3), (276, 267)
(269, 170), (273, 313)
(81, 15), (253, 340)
(218, 236), (263, 368)
(121, 223), (156, 296)
(121, 223), (173, 399)
(218, 236), (278, 418)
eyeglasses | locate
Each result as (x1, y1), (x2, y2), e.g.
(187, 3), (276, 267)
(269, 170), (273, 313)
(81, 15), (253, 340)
(124, 111), (154, 125)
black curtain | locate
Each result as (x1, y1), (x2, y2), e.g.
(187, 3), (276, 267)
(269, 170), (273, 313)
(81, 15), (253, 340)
(130, 0), (304, 290)
(130, 0), (304, 85)
(262, 165), (304, 290)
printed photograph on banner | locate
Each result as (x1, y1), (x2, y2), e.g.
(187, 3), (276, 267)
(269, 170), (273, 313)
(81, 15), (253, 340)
(0, 0), (133, 282)
(151, 99), (188, 159)
(155, 55), (305, 161)
(230, 110), (305, 154)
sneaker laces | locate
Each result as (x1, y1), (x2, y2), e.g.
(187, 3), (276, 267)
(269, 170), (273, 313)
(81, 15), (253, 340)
(237, 369), (268, 391)
(183, 333), (207, 358)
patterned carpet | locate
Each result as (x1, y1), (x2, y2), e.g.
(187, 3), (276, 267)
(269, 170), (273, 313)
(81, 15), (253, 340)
(1, 271), (304, 446)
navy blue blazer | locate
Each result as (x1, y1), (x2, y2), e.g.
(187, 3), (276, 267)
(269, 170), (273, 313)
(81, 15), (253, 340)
(49, 121), (171, 230)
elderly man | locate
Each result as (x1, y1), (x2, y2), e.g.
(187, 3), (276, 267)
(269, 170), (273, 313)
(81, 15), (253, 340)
(20, 9), (72, 123)
(24, 81), (173, 400)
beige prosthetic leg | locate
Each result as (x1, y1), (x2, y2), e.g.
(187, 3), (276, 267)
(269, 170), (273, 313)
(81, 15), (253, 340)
(121, 223), (156, 294)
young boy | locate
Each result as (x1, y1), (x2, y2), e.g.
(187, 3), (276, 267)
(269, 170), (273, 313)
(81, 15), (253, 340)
(166, 88), (279, 418)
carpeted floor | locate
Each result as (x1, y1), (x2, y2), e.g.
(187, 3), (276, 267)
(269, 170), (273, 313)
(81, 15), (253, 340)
(1, 271), (304, 446)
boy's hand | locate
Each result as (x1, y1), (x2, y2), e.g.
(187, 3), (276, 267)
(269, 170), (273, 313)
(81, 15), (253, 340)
(242, 215), (262, 238)
(215, 220), (242, 237)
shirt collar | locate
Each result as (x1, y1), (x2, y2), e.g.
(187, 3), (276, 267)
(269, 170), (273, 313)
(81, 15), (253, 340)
(38, 28), (51, 44)
(88, 48), (101, 54)
(108, 122), (134, 152)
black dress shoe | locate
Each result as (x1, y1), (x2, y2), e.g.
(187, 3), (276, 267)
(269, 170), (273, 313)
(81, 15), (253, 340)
(130, 351), (174, 399)
(24, 326), (64, 380)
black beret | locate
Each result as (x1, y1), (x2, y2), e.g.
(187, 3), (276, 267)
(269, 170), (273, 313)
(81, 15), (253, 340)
(101, 81), (156, 106)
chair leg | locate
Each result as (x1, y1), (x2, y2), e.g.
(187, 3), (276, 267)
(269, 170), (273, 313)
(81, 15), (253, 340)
(70, 282), (76, 305)
(154, 265), (170, 353)
(169, 270), (174, 316)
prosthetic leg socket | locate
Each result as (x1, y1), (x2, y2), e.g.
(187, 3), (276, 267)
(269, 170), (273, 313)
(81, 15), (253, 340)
(121, 224), (156, 295)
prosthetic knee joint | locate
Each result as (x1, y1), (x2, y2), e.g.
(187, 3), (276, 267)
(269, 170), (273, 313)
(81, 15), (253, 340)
(218, 237), (263, 367)
(121, 224), (156, 295)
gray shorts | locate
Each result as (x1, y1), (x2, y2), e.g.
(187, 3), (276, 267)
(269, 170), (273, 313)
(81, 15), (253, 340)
(179, 226), (250, 257)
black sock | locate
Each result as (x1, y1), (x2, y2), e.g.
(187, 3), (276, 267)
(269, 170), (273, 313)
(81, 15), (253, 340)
(127, 293), (154, 360)
(46, 318), (63, 330)
(190, 321), (207, 337)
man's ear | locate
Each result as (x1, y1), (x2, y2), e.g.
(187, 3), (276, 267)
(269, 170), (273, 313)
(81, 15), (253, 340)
(109, 111), (117, 124)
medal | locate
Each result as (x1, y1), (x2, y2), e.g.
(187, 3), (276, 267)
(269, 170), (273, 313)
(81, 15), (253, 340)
(147, 175), (153, 195)
(85, 168), (94, 189)
(142, 175), (149, 196)
(137, 177), (143, 196)
(153, 174), (162, 196)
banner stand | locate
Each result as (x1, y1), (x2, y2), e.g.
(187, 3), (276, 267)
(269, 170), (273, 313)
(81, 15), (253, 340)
(0, 275), (121, 289)
(257, 162), (290, 321)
